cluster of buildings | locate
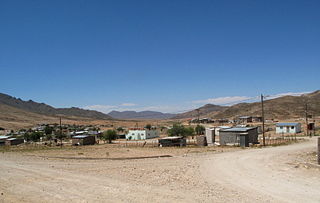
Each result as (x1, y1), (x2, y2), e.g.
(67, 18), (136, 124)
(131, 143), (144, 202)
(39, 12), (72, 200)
(0, 115), (314, 148)
(204, 122), (305, 147)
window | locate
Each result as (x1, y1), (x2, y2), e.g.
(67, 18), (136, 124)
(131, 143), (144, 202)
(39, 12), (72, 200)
(291, 126), (294, 129)
(280, 127), (283, 129)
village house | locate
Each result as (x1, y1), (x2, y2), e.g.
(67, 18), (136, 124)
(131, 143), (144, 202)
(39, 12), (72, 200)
(238, 116), (253, 123)
(126, 128), (159, 140)
(219, 127), (259, 147)
(276, 123), (301, 134)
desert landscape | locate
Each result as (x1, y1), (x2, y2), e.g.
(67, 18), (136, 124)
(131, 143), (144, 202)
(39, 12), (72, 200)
(1, 1), (320, 202)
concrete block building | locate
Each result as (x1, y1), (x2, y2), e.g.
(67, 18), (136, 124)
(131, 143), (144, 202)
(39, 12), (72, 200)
(219, 127), (259, 146)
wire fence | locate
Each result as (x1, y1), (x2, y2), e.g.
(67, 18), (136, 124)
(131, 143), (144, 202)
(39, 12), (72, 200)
(109, 139), (198, 147)
(259, 134), (300, 146)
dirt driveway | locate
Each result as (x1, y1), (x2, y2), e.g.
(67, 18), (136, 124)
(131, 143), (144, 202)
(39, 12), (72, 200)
(0, 138), (319, 203)
(201, 137), (320, 203)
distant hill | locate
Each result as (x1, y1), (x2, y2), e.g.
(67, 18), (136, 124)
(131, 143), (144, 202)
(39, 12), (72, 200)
(173, 104), (228, 119)
(108, 110), (176, 119)
(0, 93), (113, 120)
(213, 90), (320, 119)
(173, 91), (320, 120)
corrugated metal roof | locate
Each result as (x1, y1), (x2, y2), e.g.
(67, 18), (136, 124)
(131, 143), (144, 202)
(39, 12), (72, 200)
(276, 123), (300, 127)
(0, 136), (10, 139)
(160, 136), (183, 140)
(73, 135), (90, 139)
(6, 138), (19, 141)
(239, 116), (252, 119)
(220, 127), (256, 132)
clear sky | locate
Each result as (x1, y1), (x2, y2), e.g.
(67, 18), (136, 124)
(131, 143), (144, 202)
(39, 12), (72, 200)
(0, 0), (319, 113)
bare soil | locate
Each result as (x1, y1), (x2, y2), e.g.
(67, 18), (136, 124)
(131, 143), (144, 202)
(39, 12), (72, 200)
(0, 138), (319, 203)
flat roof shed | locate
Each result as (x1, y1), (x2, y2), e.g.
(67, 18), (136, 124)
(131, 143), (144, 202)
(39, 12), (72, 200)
(5, 138), (24, 146)
(72, 135), (96, 146)
(219, 127), (259, 146)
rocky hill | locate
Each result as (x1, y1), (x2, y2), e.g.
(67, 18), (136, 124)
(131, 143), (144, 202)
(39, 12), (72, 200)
(0, 93), (113, 120)
(173, 104), (228, 119)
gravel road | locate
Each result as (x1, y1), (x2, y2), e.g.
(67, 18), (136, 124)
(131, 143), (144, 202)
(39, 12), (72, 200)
(201, 137), (320, 203)
(0, 138), (319, 203)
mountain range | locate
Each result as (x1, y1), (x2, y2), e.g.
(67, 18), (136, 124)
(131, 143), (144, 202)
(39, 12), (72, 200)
(175, 90), (320, 120)
(0, 90), (319, 129)
(0, 93), (113, 120)
(108, 110), (176, 119)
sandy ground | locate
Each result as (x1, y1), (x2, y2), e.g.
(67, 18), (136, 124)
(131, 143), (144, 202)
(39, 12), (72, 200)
(0, 138), (319, 203)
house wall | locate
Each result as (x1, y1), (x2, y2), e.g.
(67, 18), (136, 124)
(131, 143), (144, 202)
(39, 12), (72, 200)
(205, 128), (215, 145)
(159, 138), (186, 147)
(145, 129), (159, 139)
(72, 136), (95, 145)
(126, 130), (146, 140)
(219, 128), (258, 146)
(276, 124), (301, 134)
(126, 129), (159, 140)
(219, 131), (239, 145)
(5, 139), (24, 146)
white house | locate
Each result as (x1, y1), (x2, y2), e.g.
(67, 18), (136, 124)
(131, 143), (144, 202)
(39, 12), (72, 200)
(276, 123), (301, 134)
(126, 128), (159, 140)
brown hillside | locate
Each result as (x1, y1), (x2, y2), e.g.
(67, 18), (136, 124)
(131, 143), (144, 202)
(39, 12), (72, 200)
(173, 104), (227, 119)
(213, 90), (320, 119)
(0, 103), (97, 130)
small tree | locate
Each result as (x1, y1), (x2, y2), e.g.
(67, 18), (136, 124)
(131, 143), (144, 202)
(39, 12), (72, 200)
(195, 125), (205, 135)
(185, 127), (195, 137)
(44, 126), (53, 135)
(145, 124), (152, 130)
(168, 124), (188, 138)
(24, 131), (43, 142)
(117, 127), (124, 132)
(103, 130), (117, 144)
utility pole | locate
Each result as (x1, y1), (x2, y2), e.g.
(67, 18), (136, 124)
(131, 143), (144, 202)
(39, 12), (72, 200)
(305, 102), (309, 137)
(196, 109), (200, 124)
(318, 137), (320, 165)
(60, 117), (62, 148)
(313, 119), (316, 136)
(261, 94), (266, 146)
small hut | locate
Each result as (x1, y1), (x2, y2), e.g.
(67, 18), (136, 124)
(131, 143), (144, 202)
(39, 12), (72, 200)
(5, 138), (24, 146)
(159, 136), (186, 147)
(72, 135), (95, 146)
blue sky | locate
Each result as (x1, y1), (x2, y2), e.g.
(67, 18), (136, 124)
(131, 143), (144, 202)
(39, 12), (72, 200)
(0, 0), (319, 113)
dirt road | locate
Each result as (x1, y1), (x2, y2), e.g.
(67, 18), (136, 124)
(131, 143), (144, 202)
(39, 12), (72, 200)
(0, 138), (319, 202)
(201, 137), (320, 202)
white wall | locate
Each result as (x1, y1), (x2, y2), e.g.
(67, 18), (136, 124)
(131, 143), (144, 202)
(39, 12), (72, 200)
(126, 129), (159, 140)
(276, 124), (301, 134)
